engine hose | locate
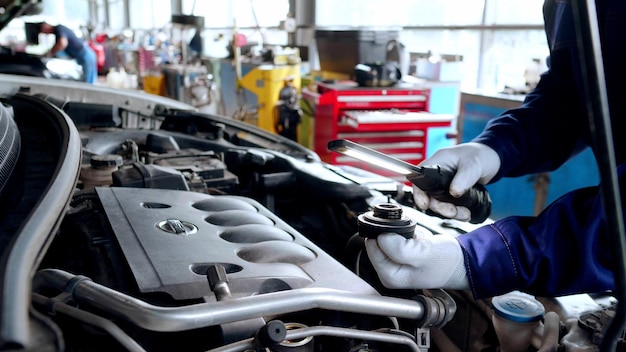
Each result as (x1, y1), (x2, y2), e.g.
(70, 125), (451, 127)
(32, 269), (451, 333)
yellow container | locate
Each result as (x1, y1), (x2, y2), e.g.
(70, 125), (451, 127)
(143, 74), (166, 96)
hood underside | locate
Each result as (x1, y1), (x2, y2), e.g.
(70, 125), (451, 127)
(0, 0), (43, 32)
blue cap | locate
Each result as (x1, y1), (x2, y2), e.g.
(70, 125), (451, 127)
(492, 291), (545, 323)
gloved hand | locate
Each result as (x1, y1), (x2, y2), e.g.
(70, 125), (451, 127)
(413, 142), (500, 221)
(364, 228), (469, 290)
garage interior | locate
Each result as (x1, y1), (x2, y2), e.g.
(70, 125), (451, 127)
(0, 0), (599, 220)
(0, 1), (622, 352)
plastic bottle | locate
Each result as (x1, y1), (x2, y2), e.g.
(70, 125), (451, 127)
(106, 68), (122, 88)
(491, 291), (545, 352)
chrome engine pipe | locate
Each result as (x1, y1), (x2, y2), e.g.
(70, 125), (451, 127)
(34, 269), (428, 332)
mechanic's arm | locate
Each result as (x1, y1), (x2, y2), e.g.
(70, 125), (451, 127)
(47, 36), (68, 57)
(367, 164), (625, 299)
(459, 163), (625, 298)
(475, 47), (588, 181)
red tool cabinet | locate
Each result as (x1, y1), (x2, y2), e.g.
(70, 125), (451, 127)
(304, 82), (453, 181)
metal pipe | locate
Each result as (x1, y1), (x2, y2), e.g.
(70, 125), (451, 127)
(570, 1), (626, 351)
(34, 269), (426, 332)
(208, 325), (421, 352)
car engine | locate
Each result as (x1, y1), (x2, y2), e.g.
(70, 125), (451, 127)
(0, 75), (621, 352)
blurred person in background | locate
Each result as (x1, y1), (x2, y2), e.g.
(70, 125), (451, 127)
(39, 20), (97, 83)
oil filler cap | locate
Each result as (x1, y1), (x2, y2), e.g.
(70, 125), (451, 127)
(492, 291), (545, 323)
(357, 203), (416, 239)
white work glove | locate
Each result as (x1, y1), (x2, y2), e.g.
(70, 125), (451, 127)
(364, 228), (469, 290)
(413, 142), (501, 221)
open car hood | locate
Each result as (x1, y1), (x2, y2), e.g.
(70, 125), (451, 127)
(0, 0), (43, 32)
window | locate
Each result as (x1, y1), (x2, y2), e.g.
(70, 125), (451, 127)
(182, 1), (232, 28)
(316, 0), (486, 27)
(129, 0), (172, 30)
(315, 0), (548, 92)
(181, 0), (289, 52)
(182, 0), (289, 28)
(484, 0), (544, 24)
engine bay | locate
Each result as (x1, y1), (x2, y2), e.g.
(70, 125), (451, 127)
(0, 77), (621, 351)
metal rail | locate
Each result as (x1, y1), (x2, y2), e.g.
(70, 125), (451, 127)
(33, 269), (439, 332)
(570, 1), (626, 351)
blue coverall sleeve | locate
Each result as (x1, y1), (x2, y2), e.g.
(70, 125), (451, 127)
(473, 0), (591, 182)
(457, 164), (624, 299)
(473, 64), (590, 182)
(455, 0), (624, 299)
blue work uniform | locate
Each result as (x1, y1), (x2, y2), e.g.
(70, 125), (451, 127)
(54, 25), (97, 84)
(457, 0), (626, 299)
